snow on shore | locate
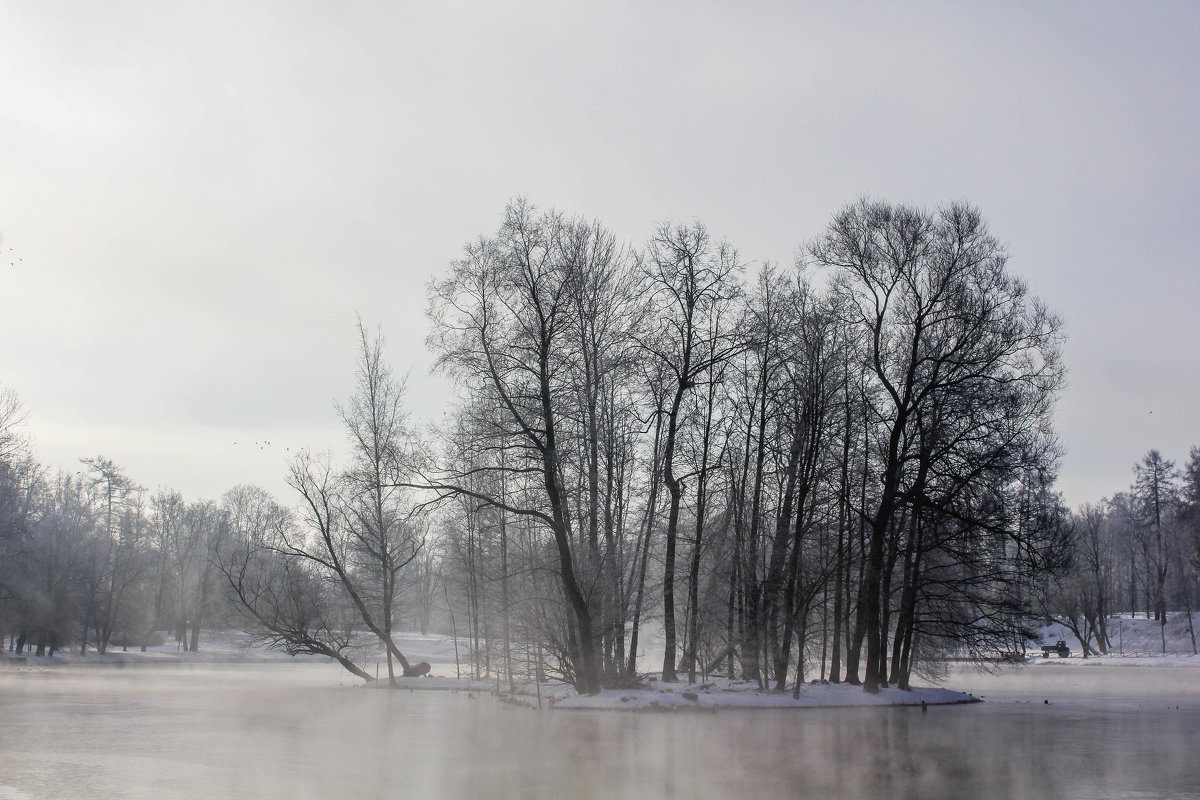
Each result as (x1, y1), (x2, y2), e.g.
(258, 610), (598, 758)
(0, 630), (464, 669)
(10, 622), (1197, 710)
(1029, 652), (1199, 667)
(1033, 615), (1199, 667)
(0, 632), (980, 711)
(0, 635), (311, 667)
(552, 677), (977, 711)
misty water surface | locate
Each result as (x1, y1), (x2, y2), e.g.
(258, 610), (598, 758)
(1, 662), (1197, 800)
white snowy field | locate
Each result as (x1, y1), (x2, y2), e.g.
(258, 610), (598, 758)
(567, 614), (1200, 709)
(0, 630), (464, 669)
(2, 628), (983, 708)
(4, 614), (1195, 712)
(0, 631), (978, 709)
(1034, 613), (1199, 667)
(552, 678), (975, 710)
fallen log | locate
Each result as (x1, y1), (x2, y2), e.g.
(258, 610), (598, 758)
(402, 661), (431, 677)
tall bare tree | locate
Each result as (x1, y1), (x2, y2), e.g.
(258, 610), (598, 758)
(811, 199), (1065, 692)
(283, 322), (424, 683)
(427, 201), (642, 693)
(640, 221), (743, 682)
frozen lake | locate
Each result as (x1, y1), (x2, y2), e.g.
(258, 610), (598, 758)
(1, 661), (1197, 799)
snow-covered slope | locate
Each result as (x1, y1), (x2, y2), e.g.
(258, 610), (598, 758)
(1035, 613), (1198, 666)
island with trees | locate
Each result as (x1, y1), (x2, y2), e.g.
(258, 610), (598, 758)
(3, 199), (1197, 707)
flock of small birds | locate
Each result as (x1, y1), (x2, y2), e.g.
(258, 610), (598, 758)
(232, 440), (292, 452)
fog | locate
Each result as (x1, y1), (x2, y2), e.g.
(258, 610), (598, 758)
(2, 663), (1197, 799)
(3, 2), (1198, 508)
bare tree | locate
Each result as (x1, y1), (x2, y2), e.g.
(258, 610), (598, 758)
(218, 484), (374, 681)
(338, 319), (424, 682)
(1039, 506), (1109, 657)
(281, 321), (425, 683)
(1132, 450), (1179, 651)
(811, 199), (1065, 691)
(640, 221), (743, 682)
(0, 387), (39, 619)
(426, 201), (629, 694)
(79, 456), (143, 654)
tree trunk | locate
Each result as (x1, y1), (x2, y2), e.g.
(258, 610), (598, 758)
(660, 375), (690, 683)
(626, 411), (663, 678)
(829, 394), (850, 683)
(686, 382), (717, 684)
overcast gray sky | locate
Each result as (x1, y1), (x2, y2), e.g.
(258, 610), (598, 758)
(2, 0), (1197, 507)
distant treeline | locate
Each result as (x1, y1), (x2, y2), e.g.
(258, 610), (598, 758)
(1041, 448), (1200, 656)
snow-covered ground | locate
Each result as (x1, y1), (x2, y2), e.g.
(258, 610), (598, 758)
(7, 616), (1196, 711)
(1033, 613), (1199, 667)
(552, 677), (976, 711)
(0, 629), (465, 669)
(0, 631), (313, 666)
(0, 629), (979, 709)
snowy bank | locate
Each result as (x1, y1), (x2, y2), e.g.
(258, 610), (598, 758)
(1028, 653), (1200, 668)
(553, 677), (978, 711)
(0, 630), (466, 671)
(1033, 616), (1200, 667)
(0, 635), (318, 668)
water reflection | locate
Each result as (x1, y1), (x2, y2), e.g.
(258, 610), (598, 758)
(0, 663), (1197, 799)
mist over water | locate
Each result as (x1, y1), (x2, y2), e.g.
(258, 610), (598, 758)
(1, 663), (1197, 800)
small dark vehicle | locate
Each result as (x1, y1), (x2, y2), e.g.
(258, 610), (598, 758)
(1041, 640), (1070, 658)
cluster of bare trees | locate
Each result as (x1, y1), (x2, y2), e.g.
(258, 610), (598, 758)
(0, 322), (432, 683)
(2, 197), (1083, 696)
(1041, 447), (1200, 656)
(217, 322), (430, 683)
(0, 389), (230, 657)
(421, 198), (1067, 694)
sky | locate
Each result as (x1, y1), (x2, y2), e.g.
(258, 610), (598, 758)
(1, 0), (1197, 507)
